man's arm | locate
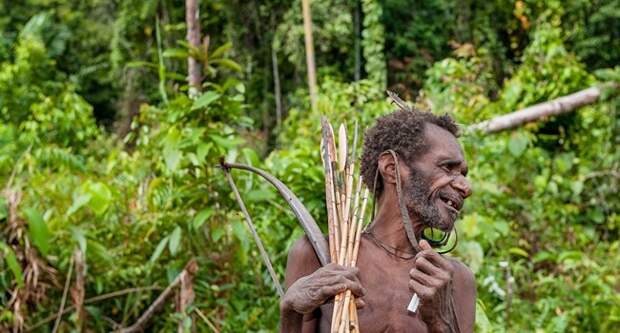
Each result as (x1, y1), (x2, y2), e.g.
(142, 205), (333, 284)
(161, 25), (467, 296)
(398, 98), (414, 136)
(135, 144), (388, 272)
(280, 236), (365, 333)
(280, 236), (321, 333)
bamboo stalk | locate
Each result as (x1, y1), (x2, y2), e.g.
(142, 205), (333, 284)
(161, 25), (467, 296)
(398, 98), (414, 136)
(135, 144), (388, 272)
(339, 179), (365, 333)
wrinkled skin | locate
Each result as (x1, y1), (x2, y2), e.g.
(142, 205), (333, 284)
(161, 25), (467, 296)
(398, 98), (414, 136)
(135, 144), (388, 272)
(281, 124), (475, 332)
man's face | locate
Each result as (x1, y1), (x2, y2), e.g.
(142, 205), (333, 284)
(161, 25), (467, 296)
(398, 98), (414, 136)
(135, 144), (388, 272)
(402, 123), (472, 232)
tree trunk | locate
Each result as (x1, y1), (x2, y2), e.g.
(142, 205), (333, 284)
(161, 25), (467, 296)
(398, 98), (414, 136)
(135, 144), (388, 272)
(469, 84), (617, 134)
(186, 0), (201, 96)
(272, 45), (283, 127)
(301, 0), (318, 111)
(353, 0), (361, 81)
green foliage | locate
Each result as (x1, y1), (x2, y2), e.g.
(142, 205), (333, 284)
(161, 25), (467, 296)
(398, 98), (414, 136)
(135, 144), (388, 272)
(1, 0), (619, 332)
(274, 0), (354, 80)
(361, 0), (387, 89)
(421, 20), (620, 332)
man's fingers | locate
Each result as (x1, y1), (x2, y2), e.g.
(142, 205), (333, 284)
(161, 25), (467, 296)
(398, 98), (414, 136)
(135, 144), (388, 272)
(347, 280), (366, 297)
(410, 268), (443, 289)
(355, 297), (366, 309)
(415, 249), (452, 272)
(409, 279), (433, 299)
(419, 239), (432, 250)
(321, 280), (365, 299)
(415, 257), (447, 279)
(343, 267), (360, 280)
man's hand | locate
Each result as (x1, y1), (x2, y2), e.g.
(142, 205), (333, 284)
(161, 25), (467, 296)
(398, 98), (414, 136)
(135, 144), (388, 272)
(281, 263), (366, 314)
(409, 240), (455, 332)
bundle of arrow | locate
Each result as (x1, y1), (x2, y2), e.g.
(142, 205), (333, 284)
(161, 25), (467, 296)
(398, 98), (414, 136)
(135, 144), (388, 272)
(320, 117), (370, 333)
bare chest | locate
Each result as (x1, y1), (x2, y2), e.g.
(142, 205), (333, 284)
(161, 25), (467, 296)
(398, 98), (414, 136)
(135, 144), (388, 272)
(319, 240), (429, 333)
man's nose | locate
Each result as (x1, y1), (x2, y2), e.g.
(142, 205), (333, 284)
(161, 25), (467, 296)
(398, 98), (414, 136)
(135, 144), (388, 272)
(452, 175), (472, 198)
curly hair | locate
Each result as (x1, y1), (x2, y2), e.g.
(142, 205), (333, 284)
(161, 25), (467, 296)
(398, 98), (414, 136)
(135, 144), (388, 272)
(360, 110), (459, 195)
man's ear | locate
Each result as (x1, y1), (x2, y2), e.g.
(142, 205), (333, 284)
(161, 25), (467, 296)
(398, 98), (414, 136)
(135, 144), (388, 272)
(377, 152), (397, 185)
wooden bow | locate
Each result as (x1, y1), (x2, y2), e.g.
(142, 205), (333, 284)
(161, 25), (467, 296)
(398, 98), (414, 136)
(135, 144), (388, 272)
(219, 160), (330, 295)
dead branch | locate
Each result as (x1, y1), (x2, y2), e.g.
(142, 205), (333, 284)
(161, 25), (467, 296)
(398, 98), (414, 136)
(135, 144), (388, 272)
(118, 259), (197, 333)
(194, 308), (220, 333)
(70, 249), (86, 330)
(469, 83), (618, 133)
(52, 257), (73, 333)
(177, 258), (196, 333)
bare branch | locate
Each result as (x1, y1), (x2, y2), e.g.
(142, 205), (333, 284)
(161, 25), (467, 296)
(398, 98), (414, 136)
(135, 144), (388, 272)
(119, 260), (198, 333)
(469, 84), (618, 134)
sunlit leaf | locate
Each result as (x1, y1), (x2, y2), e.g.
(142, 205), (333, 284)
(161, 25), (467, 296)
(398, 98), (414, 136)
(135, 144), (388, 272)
(192, 91), (221, 110)
(209, 134), (244, 149)
(150, 236), (169, 264)
(163, 127), (182, 171)
(164, 147), (181, 172)
(508, 132), (528, 157)
(509, 247), (529, 258)
(211, 58), (242, 72)
(2, 244), (24, 288)
(192, 208), (213, 230)
(86, 182), (112, 215)
(0, 197), (7, 220)
(71, 226), (87, 254)
(211, 224), (225, 242)
(169, 227), (182, 255)
(24, 207), (50, 256)
(67, 192), (91, 216)
(162, 48), (188, 59)
(210, 42), (232, 59)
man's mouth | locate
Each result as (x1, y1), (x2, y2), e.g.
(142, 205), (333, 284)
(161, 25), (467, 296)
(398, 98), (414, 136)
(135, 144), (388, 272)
(438, 192), (463, 213)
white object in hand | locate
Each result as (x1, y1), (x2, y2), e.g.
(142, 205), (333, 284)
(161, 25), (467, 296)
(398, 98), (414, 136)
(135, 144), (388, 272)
(407, 293), (420, 313)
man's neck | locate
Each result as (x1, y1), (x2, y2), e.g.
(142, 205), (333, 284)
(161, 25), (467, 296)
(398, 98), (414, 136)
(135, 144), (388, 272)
(367, 190), (423, 254)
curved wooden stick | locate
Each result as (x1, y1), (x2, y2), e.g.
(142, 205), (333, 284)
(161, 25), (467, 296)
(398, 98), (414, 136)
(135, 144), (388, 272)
(220, 161), (330, 267)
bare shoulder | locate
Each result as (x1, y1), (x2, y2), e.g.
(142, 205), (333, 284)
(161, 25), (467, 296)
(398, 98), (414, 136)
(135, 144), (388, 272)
(446, 257), (476, 332)
(447, 257), (476, 289)
(284, 235), (323, 287)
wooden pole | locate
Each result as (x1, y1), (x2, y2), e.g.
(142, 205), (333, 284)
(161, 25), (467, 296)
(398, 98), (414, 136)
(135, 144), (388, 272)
(469, 84), (618, 134)
(186, 0), (202, 96)
(301, 0), (318, 110)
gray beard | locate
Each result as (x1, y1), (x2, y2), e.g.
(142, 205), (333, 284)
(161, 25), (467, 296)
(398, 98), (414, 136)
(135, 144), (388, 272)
(403, 167), (444, 229)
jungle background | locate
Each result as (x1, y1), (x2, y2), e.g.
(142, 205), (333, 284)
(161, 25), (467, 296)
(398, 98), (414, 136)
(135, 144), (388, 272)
(1, 0), (619, 332)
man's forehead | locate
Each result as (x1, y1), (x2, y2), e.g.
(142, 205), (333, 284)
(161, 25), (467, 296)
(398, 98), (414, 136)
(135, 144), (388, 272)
(422, 123), (465, 160)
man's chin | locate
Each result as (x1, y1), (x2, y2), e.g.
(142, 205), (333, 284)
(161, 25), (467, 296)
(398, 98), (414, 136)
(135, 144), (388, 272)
(436, 210), (458, 231)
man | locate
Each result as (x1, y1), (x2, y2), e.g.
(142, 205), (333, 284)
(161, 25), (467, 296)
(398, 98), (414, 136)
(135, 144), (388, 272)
(280, 110), (476, 332)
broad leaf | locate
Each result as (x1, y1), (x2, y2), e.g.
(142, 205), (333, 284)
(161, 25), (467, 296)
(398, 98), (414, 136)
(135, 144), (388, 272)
(149, 236), (169, 264)
(24, 207), (51, 256)
(169, 227), (182, 256)
(192, 91), (221, 110)
(2, 244), (24, 288)
(86, 182), (112, 215)
(508, 132), (528, 157)
(192, 208), (213, 230)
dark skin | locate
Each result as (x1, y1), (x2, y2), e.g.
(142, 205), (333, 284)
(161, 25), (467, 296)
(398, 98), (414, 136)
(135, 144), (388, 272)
(280, 123), (475, 332)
